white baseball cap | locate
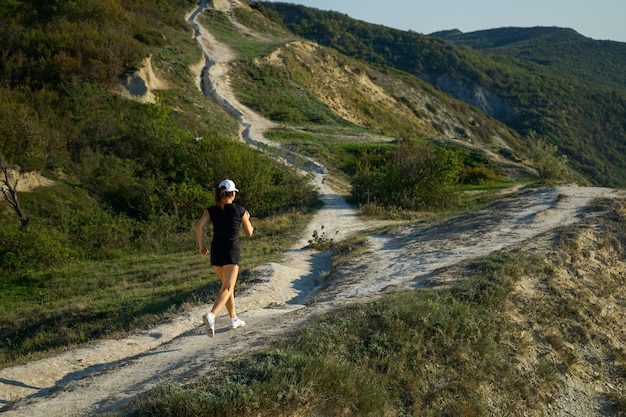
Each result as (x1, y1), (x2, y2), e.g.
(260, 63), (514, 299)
(219, 179), (239, 192)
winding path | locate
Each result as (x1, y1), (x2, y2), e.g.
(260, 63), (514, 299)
(1, 2), (623, 416)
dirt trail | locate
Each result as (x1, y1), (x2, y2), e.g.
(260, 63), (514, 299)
(1, 2), (624, 416)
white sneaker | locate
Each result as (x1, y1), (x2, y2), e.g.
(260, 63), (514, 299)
(229, 317), (245, 329)
(202, 313), (215, 337)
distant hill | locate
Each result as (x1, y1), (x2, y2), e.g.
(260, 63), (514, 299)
(431, 26), (626, 91)
(253, 2), (626, 188)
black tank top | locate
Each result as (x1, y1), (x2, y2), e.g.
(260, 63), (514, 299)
(207, 203), (246, 250)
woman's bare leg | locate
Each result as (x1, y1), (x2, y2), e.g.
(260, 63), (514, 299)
(211, 264), (239, 318)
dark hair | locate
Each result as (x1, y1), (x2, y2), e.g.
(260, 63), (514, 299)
(215, 186), (234, 209)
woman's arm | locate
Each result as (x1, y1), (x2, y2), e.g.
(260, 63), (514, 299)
(241, 210), (254, 237)
(195, 209), (211, 254)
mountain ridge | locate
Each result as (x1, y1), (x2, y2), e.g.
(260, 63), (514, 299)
(431, 25), (626, 90)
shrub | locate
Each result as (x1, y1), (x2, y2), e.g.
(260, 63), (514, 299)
(461, 165), (501, 185)
(527, 131), (569, 182)
(307, 226), (337, 251)
(351, 140), (463, 211)
(0, 223), (78, 271)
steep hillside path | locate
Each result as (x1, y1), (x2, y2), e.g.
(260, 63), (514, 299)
(1, 1), (624, 416)
(186, 0), (369, 308)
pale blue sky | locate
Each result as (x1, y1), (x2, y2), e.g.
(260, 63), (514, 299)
(263, 0), (626, 43)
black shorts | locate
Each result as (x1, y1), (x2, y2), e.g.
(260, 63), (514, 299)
(210, 247), (240, 266)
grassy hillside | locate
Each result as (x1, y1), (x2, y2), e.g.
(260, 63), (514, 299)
(0, 0), (574, 366)
(0, 1), (318, 247)
(1, 1), (625, 416)
(0, 0), (585, 365)
(0, 0), (320, 363)
(253, 2), (626, 188)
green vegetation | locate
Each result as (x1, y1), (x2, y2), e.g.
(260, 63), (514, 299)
(0, 0), (559, 369)
(307, 225), (337, 251)
(253, 2), (626, 188)
(0, 131), (318, 266)
(199, 9), (290, 59)
(526, 130), (570, 182)
(351, 140), (465, 211)
(2, 2), (625, 414)
(229, 47), (432, 139)
(433, 26), (626, 91)
(0, 0), (321, 365)
(231, 57), (350, 126)
(265, 126), (394, 175)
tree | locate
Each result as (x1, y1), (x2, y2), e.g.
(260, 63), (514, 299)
(0, 154), (29, 227)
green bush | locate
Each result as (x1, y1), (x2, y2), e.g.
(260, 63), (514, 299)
(0, 223), (77, 271)
(526, 131), (569, 182)
(461, 165), (501, 184)
(186, 136), (319, 218)
(351, 140), (463, 211)
(0, 185), (137, 271)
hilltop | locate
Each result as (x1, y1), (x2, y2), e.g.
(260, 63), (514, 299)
(431, 26), (626, 90)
